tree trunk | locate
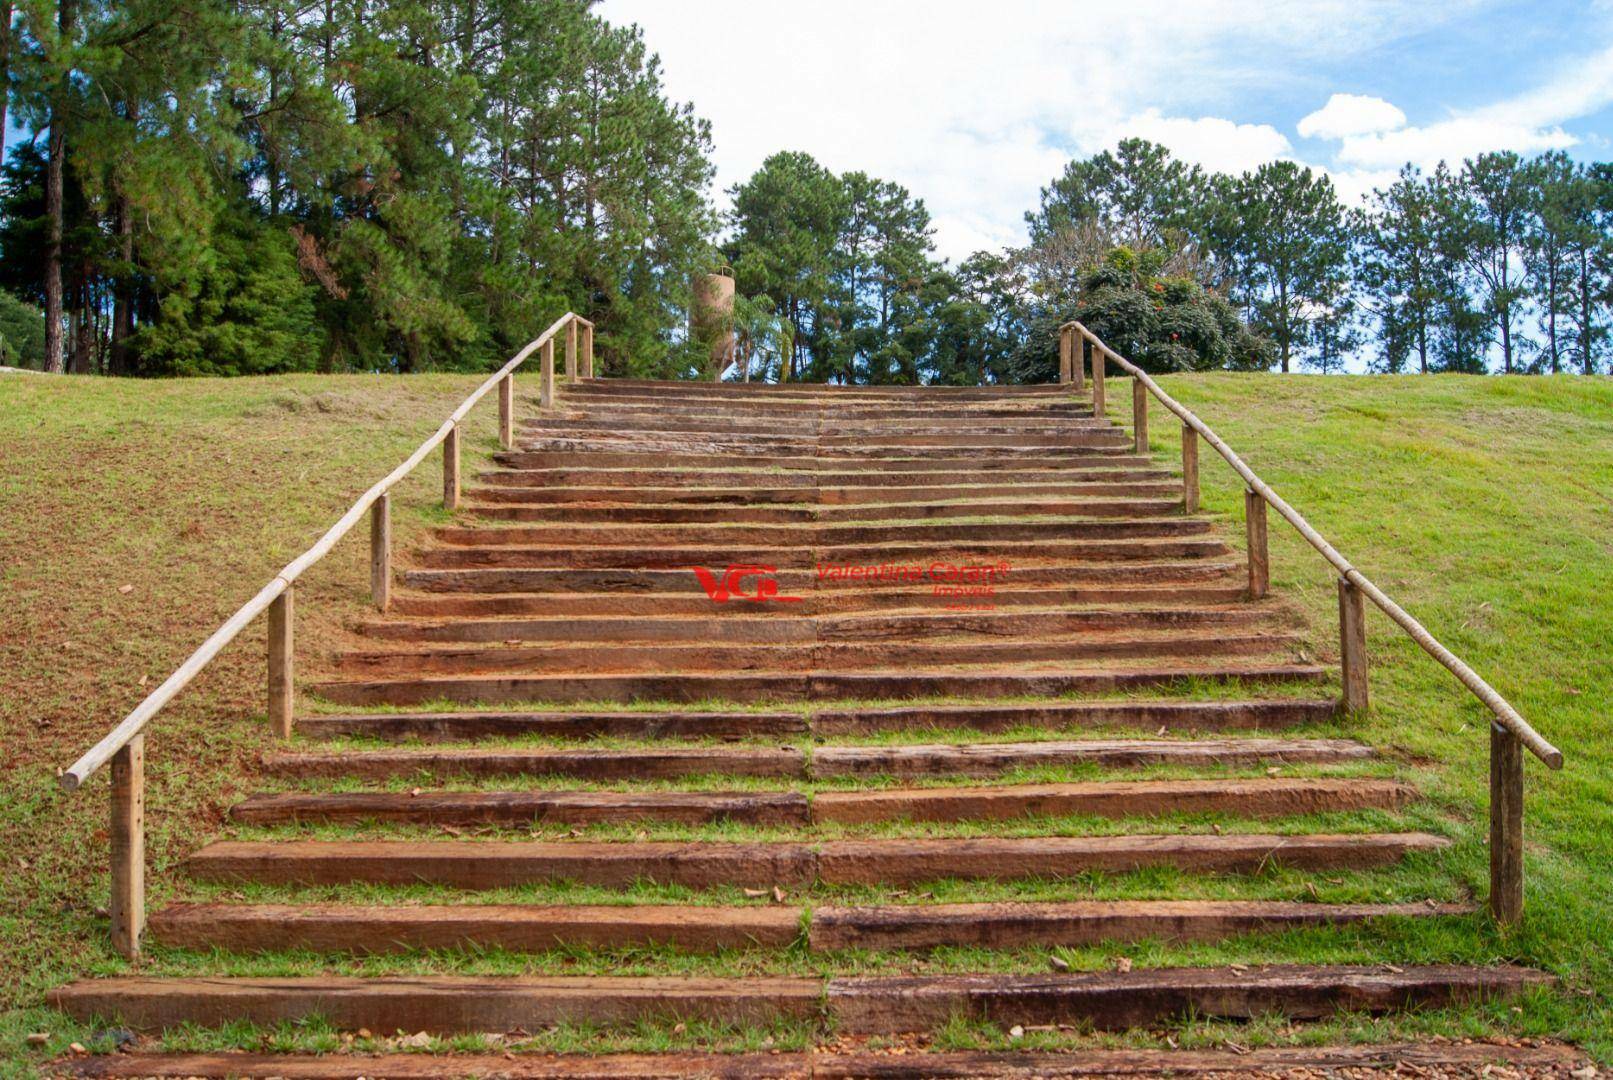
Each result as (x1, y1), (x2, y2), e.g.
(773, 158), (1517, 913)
(0, 2), (13, 166)
(1580, 247), (1594, 376)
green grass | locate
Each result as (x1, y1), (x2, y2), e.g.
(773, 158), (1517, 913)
(2, 371), (1612, 1071)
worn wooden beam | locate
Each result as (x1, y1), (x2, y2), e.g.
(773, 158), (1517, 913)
(1059, 328), (1072, 385)
(267, 589), (294, 738)
(1338, 577), (1368, 713)
(540, 338), (555, 408)
(1073, 337), (1085, 392)
(498, 374), (514, 450)
(1181, 424), (1199, 513)
(565, 319), (578, 380)
(370, 493), (391, 613)
(581, 322), (594, 379)
(1090, 340), (1106, 417)
(1490, 723), (1524, 925)
(1246, 489), (1269, 600)
(1132, 378), (1149, 455)
(109, 734), (145, 959)
(442, 424), (460, 511)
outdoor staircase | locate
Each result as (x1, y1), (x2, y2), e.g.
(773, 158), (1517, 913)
(49, 377), (1552, 1074)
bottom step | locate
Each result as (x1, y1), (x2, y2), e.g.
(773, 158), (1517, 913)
(54, 1042), (1589, 1079)
(49, 965), (1551, 1035)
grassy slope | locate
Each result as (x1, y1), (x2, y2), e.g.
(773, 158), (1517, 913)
(1, 371), (1610, 1069)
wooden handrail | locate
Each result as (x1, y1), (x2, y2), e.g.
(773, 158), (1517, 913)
(1061, 319), (1558, 925)
(1060, 320), (1561, 769)
(59, 311), (592, 793)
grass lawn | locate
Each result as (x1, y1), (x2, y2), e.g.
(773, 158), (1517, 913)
(1, 370), (1610, 1072)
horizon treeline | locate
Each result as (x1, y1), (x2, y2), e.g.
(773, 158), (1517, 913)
(1, 3), (1610, 382)
(0, 0), (715, 377)
(724, 140), (1613, 384)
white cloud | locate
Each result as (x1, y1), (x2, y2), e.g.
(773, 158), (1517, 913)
(1106, 111), (1293, 175)
(1297, 94), (1407, 140)
(599, 0), (1598, 257)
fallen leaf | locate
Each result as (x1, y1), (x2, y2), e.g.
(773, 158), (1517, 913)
(1008, 1025), (1024, 1039)
(26, 1033), (47, 1046)
(118, 584), (134, 595)
(69, 1043), (87, 1056)
(1115, 957), (1132, 973)
(771, 885), (787, 903)
(1048, 955), (1070, 972)
(743, 888), (767, 898)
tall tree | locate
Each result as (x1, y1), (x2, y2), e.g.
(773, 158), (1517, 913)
(1462, 151), (1534, 373)
(1215, 161), (1348, 372)
(1353, 167), (1438, 373)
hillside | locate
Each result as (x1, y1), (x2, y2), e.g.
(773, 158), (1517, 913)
(1, 371), (1610, 1073)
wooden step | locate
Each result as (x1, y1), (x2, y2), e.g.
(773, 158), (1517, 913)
(809, 698), (1339, 734)
(186, 832), (1448, 888)
(399, 560), (1246, 594)
(295, 709), (809, 742)
(150, 902), (804, 953)
(824, 964), (1553, 1034)
(408, 537), (1232, 571)
(495, 450), (1155, 472)
(430, 519), (1214, 549)
(263, 745), (807, 782)
(148, 899), (1466, 955)
(330, 633), (1302, 678)
(56, 1042), (1590, 1079)
(264, 738), (1367, 782)
(48, 965), (1546, 1036)
(311, 662), (1329, 707)
(465, 497), (1187, 524)
(47, 974), (822, 1034)
(295, 698), (1337, 743)
(229, 789), (813, 826)
(227, 779), (1412, 828)
(350, 607), (1271, 646)
(809, 738), (1372, 777)
(386, 584), (1254, 619)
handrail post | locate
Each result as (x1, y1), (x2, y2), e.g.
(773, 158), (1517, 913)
(1490, 723), (1524, 925)
(565, 318), (578, 381)
(442, 423), (460, 510)
(1131, 378), (1148, 454)
(1245, 489), (1269, 600)
(1059, 327), (1073, 385)
(581, 322), (594, 379)
(1091, 341), (1106, 417)
(498, 374), (514, 450)
(1338, 577), (1369, 712)
(109, 733), (145, 959)
(267, 588), (294, 738)
(370, 493), (391, 612)
(1073, 336), (1085, 392)
(540, 338), (555, 407)
(1181, 423), (1199, 513)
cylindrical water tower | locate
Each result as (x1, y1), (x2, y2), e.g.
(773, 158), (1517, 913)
(692, 266), (736, 380)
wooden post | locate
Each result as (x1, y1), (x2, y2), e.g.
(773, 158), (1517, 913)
(1245, 489), (1269, 599)
(1131, 378), (1148, 455)
(565, 319), (578, 381)
(1072, 337), (1085, 392)
(1091, 342), (1106, 418)
(267, 588), (293, 738)
(581, 323), (594, 379)
(370, 493), (391, 612)
(1181, 424), (1199, 513)
(498, 373), (514, 450)
(1338, 576), (1369, 712)
(109, 733), (145, 960)
(540, 338), (555, 408)
(442, 423), (460, 510)
(1489, 723), (1524, 925)
(1059, 328), (1072, 384)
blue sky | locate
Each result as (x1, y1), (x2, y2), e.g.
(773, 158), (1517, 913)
(600, 0), (1613, 261)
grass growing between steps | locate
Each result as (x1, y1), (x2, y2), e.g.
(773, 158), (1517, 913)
(4, 372), (1612, 1070)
